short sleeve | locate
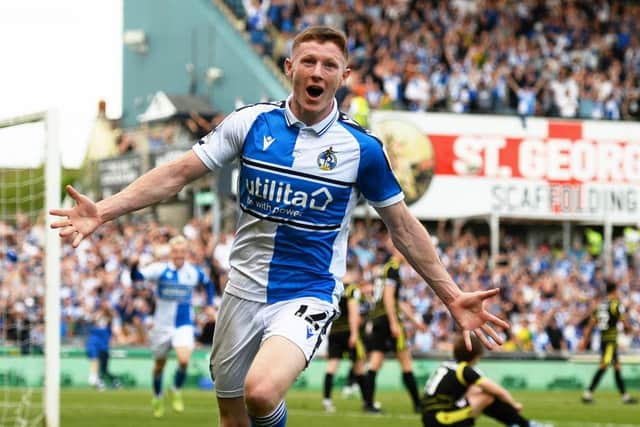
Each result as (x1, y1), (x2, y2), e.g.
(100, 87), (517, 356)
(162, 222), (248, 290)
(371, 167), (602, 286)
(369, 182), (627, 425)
(356, 139), (404, 207)
(463, 365), (482, 385)
(192, 108), (252, 171)
(384, 265), (400, 288)
(346, 285), (361, 301)
(138, 262), (166, 281)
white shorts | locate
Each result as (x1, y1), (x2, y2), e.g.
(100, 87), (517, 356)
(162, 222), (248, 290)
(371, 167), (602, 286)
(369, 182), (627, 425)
(209, 292), (337, 398)
(150, 325), (195, 359)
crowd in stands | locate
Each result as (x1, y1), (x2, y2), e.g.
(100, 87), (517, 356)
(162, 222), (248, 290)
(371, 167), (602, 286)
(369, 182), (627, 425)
(0, 214), (225, 353)
(239, 0), (640, 121)
(2, 212), (639, 356)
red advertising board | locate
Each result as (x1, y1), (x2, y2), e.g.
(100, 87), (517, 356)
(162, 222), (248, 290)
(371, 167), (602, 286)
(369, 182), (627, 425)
(371, 112), (640, 223)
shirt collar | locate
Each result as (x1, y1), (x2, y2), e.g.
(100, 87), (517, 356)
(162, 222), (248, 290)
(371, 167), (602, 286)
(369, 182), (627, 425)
(284, 94), (339, 136)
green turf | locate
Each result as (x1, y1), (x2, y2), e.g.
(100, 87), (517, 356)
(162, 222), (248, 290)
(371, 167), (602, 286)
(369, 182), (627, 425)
(3, 389), (639, 427)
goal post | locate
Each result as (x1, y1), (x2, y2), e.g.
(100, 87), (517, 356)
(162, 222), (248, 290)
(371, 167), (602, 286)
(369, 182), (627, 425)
(0, 110), (60, 427)
(45, 109), (61, 427)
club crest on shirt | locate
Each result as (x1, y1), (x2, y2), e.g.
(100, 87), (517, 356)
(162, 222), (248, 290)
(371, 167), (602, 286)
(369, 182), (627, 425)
(317, 147), (337, 171)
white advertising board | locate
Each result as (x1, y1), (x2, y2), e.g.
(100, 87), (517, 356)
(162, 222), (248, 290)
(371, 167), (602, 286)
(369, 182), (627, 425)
(370, 111), (640, 224)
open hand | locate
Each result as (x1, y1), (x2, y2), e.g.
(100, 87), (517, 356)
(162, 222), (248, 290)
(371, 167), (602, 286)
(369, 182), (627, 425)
(49, 185), (101, 247)
(447, 288), (509, 350)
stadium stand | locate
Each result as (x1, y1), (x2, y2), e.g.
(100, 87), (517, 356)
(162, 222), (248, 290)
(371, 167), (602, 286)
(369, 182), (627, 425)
(233, 0), (640, 121)
(2, 214), (638, 357)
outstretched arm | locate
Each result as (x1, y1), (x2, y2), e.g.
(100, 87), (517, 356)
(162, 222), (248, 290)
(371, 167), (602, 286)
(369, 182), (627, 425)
(375, 201), (509, 349)
(50, 150), (209, 247)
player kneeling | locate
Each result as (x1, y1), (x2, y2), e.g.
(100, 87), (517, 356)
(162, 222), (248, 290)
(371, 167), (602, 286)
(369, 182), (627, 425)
(421, 334), (552, 427)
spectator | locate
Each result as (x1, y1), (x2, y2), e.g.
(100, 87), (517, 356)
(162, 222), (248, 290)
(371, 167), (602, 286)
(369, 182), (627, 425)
(238, 0), (640, 122)
(116, 131), (136, 155)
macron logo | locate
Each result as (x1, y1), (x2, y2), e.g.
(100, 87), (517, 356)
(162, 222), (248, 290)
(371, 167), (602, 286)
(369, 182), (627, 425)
(306, 326), (314, 339)
(263, 135), (276, 151)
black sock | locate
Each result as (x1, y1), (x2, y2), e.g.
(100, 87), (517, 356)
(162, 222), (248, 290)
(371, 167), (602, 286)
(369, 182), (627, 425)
(323, 373), (334, 399)
(402, 371), (421, 407)
(483, 399), (529, 426)
(347, 367), (356, 386)
(355, 374), (367, 400)
(589, 368), (606, 392)
(98, 351), (114, 382)
(614, 369), (626, 395)
(364, 370), (378, 407)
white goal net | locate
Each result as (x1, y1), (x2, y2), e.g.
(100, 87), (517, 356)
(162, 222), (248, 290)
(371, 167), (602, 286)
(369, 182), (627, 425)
(0, 111), (60, 427)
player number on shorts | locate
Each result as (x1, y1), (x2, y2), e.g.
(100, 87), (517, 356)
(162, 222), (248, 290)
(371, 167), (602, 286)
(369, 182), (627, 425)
(294, 305), (329, 331)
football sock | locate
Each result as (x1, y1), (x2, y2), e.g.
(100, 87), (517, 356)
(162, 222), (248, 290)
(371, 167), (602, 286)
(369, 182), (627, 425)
(614, 369), (626, 394)
(323, 373), (334, 399)
(153, 374), (163, 397)
(98, 351), (115, 382)
(483, 399), (529, 426)
(364, 370), (378, 407)
(174, 366), (187, 389)
(347, 367), (356, 386)
(589, 368), (606, 392)
(251, 400), (287, 427)
(98, 352), (109, 378)
(355, 374), (367, 400)
(402, 371), (421, 407)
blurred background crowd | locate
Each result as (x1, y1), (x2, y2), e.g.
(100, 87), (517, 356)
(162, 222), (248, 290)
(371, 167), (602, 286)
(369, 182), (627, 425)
(240, 0), (640, 121)
(2, 212), (639, 357)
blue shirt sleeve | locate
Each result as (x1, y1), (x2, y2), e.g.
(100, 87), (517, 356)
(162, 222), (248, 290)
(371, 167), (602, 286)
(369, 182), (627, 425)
(356, 138), (404, 207)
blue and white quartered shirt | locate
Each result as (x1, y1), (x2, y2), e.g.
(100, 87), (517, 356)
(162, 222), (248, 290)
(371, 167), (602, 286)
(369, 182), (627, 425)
(133, 262), (214, 330)
(193, 96), (403, 305)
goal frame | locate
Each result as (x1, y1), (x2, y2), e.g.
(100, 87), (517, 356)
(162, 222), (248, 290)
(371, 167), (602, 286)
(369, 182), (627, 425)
(0, 110), (61, 427)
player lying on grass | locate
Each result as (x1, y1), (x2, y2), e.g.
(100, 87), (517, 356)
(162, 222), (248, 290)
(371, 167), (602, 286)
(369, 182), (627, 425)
(421, 334), (552, 427)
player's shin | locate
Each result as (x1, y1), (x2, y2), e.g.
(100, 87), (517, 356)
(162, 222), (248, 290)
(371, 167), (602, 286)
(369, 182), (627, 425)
(174, 366), (187, 389)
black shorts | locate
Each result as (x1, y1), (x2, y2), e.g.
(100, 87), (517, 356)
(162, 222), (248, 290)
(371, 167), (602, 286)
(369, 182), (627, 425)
(367, 316), (407, 353)
(327, 330), (366, 361)
(599, 341), (619, 365)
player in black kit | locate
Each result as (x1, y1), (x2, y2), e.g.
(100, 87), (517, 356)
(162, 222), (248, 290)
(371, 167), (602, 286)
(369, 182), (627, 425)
(422, 335), (552, 427)
(322, 261), (368, 412)
(581, 280), (638, 404)
(362, 242), (427, 413)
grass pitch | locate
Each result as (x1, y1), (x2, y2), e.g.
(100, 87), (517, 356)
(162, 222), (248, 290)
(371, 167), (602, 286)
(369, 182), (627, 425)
(4, 388), (639, 426)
